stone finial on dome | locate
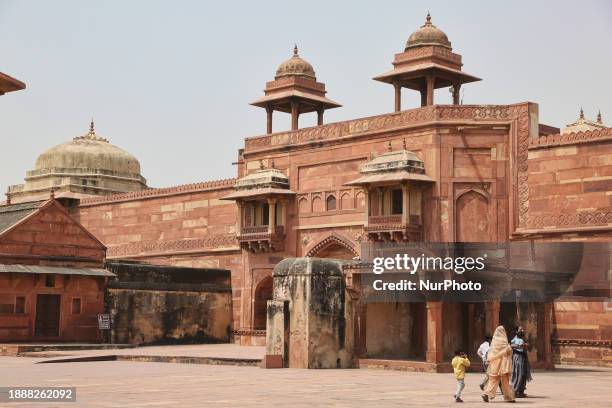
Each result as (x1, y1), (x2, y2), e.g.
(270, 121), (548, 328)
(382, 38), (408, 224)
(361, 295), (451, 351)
(405, 12), (452, 50)
(275, 44), (317, 80)
(76, 118), (108, 142)
(597, 110), (602, 124)
(580, 107), (585, 120)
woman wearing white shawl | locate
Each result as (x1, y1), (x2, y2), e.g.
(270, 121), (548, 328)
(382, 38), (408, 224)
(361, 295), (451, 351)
(482, 326), (516, 403)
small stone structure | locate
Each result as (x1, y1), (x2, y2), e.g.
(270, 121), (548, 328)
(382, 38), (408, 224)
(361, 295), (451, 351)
(264, 257), (354, 368)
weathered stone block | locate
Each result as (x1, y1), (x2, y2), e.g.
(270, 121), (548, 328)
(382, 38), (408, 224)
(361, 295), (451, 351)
(265, 258), (354, 369)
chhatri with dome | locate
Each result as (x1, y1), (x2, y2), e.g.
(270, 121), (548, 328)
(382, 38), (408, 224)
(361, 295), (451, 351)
(7, 121), (147, 204)
(1, 12), (610, 369)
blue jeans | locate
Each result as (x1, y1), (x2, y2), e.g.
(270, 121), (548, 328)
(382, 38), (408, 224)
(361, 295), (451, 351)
(456, 379), (465, 399)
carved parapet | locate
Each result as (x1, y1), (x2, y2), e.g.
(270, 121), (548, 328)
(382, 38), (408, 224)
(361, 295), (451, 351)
(365, 215), (422, 242)
(238, 225), (285, 253)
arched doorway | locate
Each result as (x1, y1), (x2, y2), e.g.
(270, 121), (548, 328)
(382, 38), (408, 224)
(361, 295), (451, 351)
(313, 243), (355, 260)
(306, 234), (358, 260)
(253, 276), (273, 330)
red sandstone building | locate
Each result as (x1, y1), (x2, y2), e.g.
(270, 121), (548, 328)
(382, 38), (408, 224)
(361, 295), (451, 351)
(2, 15), (611, 367)
(0, 198), (112, 341)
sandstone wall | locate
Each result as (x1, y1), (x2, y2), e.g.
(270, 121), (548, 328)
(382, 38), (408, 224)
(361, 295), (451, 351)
(105, 261), (232, 345)
(526, 129), (612, 366)
(75, 181), (244, 331)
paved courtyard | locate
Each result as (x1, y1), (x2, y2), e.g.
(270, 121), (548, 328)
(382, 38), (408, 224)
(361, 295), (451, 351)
(1, 356), (611, 407)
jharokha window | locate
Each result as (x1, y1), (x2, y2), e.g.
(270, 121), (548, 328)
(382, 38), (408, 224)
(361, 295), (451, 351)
(326, 195), (336, 211)
(391, 189), (403, 215)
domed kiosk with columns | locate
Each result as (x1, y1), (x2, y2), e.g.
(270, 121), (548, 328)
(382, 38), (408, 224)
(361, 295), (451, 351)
(7, 121), (147, 203)
(374, 13), (480, 110)
(251, 45), (341, 133)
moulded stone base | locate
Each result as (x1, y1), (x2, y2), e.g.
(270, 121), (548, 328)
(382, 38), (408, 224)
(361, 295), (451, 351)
(261, 354), (284, 369)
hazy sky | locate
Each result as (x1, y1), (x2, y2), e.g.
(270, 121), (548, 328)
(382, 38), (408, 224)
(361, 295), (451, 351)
(1, 0), (611, 191)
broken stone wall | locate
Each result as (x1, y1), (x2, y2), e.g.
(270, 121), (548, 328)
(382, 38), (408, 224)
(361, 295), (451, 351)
(105, 261), (232, 345)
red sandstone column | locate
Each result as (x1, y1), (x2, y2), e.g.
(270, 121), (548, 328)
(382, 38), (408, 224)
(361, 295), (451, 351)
(393, 82), (401, 112)
(426, 301), (444, 366)
(420, 87), (427, 107)
(541, 302), (553, 368)
(267, 198), (277, 234)
(485, 301), (500, 335)
(236, 201), (243, 235)
(452, 83), (461, 105)
(317, 108), (324, 126)
(266, 106), (273, 134)
(401, 183), (409, 225)
(364, 189), (370, 227)
(291, 100), (299, 130)
(357, 301), (367, 357)
(426, 75), (435, 106)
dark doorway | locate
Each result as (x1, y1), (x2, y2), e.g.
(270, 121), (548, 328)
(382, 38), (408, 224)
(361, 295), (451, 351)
(35, 294), (61, 337)
(253, 276), (273, 330)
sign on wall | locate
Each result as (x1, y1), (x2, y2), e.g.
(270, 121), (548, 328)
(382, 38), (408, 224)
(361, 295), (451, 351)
(97, 314), (111, 330)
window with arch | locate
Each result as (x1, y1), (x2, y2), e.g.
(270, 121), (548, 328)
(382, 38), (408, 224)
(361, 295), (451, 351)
(340, 192), (353, 210)
(312, 196), (324, 212)
(298, 197), (309, 213)
(326, 194), (336, 211)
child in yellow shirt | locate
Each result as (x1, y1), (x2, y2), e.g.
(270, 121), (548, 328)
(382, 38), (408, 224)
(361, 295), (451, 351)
(452, 349), (471, 402)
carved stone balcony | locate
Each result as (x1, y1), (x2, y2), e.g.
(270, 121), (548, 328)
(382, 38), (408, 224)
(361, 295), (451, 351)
(238, 225), (285, 253)
(365, 214), (422, 242)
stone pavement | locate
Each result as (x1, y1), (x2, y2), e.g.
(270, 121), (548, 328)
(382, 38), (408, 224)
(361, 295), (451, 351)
(20, 343), (265, 362)
(0, 357), (610, 407)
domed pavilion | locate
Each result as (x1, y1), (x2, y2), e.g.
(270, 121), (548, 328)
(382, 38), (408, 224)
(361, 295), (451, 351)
(251, 45), (341, 134)
(7, 121), (147, 203)
(374, 13), (480, 110)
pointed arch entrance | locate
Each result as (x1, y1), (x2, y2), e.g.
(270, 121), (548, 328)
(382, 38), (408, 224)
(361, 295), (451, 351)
(253, 275), (273, 330)
(305, 234), (358, 260)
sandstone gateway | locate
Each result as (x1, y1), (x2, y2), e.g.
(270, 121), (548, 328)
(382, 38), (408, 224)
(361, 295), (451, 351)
(1, 14), (610, 370)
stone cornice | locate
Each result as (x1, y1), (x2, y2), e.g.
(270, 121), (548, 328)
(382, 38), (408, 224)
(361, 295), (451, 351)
(529, 127), (612, 149)
(552, 338), (612, 349)
(244, 104), (520, 154)
(105, 234), (239, 258)
(79, 178), (236, 207)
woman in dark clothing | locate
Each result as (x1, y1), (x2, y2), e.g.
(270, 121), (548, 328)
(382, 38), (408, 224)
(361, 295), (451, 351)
(510, 326), (532, 398)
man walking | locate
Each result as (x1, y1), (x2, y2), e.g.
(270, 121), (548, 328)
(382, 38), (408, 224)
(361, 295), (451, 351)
(477, 335), (492, 391)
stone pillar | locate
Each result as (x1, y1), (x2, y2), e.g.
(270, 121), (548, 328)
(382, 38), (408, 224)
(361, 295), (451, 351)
(393, 82), (401, 112)
(452, 83), (461, 105)
(236, 201), (243, 235)
(267, 198), (277, 234)
(266, 106), (273, 134)
(420, 87), (427, 107)
(263, 300), (288, 368)
(317, 108), (324, 126)
(278, 199), (287, 226)
(485, 301), (500, 336)
(401, 183), (410, 225)
(426, 301), (444, 365)
(291, 100), (299, 130)
(377, 187), (384, 216)
(364, 189), (370, 226)
(541, 302), (554, 368)
(357, 301), (367, 357)
(426, 75), (435, 106)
